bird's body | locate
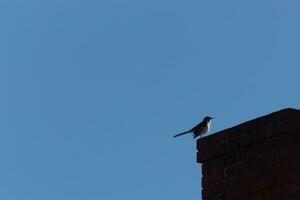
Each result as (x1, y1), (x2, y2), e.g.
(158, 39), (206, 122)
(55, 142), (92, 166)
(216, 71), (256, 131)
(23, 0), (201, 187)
(173, 116), (213, 139)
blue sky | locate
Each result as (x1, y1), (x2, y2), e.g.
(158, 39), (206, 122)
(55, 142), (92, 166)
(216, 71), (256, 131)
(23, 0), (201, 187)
(1, 0), (300, 199)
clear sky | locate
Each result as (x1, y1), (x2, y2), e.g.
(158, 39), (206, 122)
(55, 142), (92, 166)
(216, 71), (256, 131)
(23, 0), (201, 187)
(1, 0), (300, 200)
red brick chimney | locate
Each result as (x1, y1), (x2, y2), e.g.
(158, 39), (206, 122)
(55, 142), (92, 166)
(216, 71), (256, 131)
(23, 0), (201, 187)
(197, 108), (300, 200)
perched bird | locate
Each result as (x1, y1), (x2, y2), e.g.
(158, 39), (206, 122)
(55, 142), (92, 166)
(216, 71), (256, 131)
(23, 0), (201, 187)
(173, 116), (213, 139)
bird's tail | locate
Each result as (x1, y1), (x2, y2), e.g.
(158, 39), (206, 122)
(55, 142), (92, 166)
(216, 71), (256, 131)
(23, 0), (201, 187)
(173, 130), (192, 138)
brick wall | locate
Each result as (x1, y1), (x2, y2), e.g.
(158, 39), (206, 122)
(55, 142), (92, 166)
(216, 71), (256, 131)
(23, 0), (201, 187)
(197, 108), (300, 200)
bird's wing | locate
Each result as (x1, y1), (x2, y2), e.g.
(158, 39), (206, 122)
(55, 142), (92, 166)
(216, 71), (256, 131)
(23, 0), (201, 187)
(193, 121), (206, 130)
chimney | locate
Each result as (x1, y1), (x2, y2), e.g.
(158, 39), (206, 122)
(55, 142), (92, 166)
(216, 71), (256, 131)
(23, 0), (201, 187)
(197, 108), (300, 200)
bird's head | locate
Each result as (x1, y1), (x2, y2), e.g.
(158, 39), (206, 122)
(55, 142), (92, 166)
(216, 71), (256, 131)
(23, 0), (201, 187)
(203, 116), (213, 122)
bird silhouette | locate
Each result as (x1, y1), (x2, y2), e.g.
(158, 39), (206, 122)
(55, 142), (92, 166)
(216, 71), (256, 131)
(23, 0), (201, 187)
(173, 116), (213, 139)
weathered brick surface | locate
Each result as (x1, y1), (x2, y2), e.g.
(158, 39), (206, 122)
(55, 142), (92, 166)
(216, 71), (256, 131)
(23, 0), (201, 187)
(197, 108), (300, 200)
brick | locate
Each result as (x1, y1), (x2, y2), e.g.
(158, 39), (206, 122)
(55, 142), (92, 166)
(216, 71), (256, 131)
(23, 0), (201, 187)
(290, 119), (300, 132)
(268, 163), (281, 174)
(265, 123), (276, 138)
(273, 186), (290, 199)
(225, 162), (247, 178)
(283, 159), (300, 172)
(227, 152), (238, 165)
(202, 170), (224, 187)
(214, 156), (226, 171)
(287, 197), (300, 200)
(201, 189), (208, 200)
(214, 143), (228, 156)
(251, 128), (266, 143)
(226, 184), (248, 200)
(202, 160), (214, 175)
(228, 138), (241, 151)
(210, 194), (225, 200)
(240, 134), (252, 146)
(223, 173), (254, 191)
(244, 193), (263, 200)
(206, 181), (227, 196)
(213, 152), (239, 172)
(288, 172), (300, 185)
(276, 120), (292, 133)
(262, 151), (276, 162)
(239, 145), (258, 162)
(225, 127), (240, 141)
(197, 147), (215, 163)
(202, 189), (225, 200)
(250, 177), (273, 192)
(283, 145), (300, 159)
(288, 184), (300, 196)
(263, 188), (274, 199)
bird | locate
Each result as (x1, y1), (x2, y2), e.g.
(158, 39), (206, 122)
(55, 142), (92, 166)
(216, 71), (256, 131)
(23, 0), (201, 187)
(173, 116), (213, 139)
